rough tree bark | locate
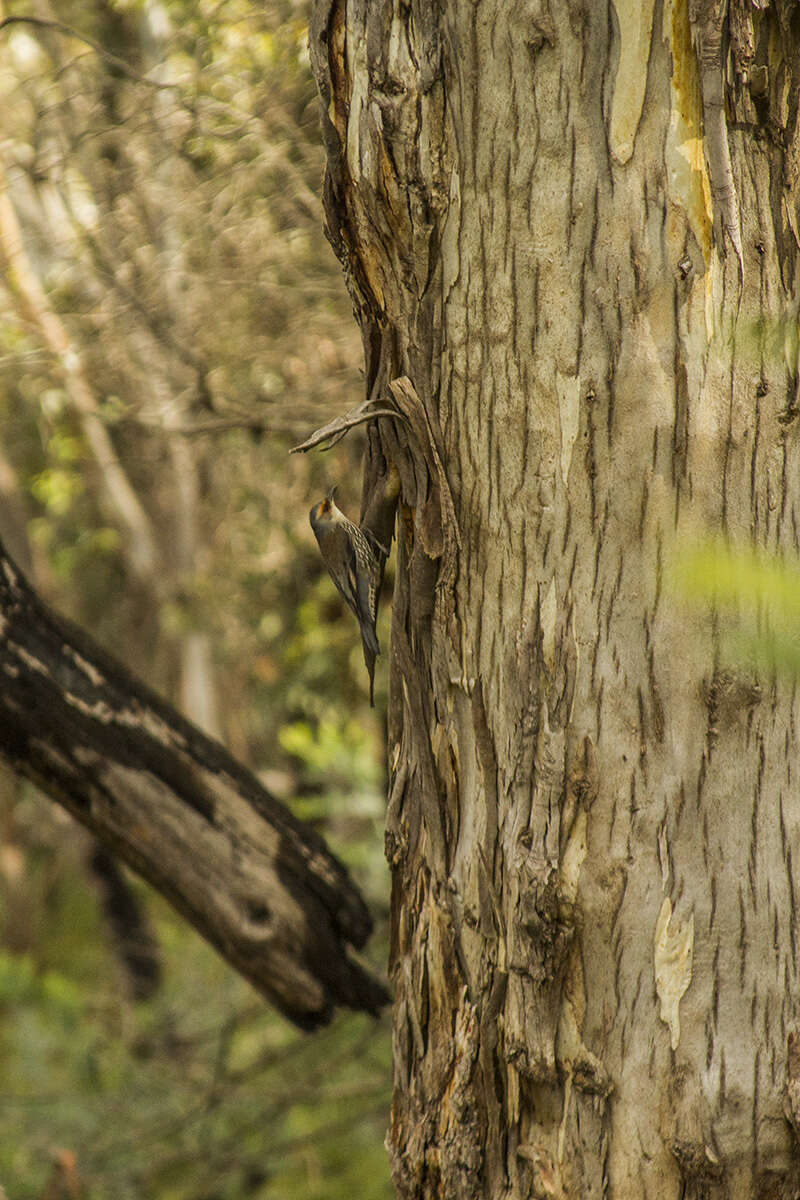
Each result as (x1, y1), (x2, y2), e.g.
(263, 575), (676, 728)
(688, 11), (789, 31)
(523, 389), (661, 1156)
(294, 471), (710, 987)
(0, 541), (387, 1030)
(308, 0), (800, 1195)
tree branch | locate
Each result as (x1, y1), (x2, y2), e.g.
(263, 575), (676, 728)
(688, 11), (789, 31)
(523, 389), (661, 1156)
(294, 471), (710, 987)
(0, 15), (179, 91)
(0, 537), (388, 1029)
(290, 401), (406, 454)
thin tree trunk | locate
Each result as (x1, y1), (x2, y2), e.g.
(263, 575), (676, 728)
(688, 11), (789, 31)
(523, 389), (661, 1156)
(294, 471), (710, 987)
(143, 0), (223, 739)
(310, 0), (800, 1194)
(0, 158), (161, 584)
(0, 537), (386, 1028)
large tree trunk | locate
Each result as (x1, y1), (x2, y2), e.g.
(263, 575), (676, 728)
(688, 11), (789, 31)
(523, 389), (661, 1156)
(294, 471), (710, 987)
(310, 0), (800, 1195)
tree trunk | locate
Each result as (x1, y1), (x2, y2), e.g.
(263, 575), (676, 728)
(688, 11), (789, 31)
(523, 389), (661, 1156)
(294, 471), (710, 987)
(310, 0), (800, 1194)
(0, 539), (386, 1029)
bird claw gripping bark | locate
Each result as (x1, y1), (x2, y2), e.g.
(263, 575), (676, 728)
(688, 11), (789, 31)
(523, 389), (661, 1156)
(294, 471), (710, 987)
(310, 486), (386, 705)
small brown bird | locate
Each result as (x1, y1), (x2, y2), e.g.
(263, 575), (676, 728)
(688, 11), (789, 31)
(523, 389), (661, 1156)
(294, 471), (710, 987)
(309, 487), (385, 704)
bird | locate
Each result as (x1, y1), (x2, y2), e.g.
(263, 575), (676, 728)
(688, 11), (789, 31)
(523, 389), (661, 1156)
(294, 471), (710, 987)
(309, 487), (385, 705)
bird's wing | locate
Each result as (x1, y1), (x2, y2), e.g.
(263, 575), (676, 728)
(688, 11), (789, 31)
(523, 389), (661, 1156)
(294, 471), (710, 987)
(325, 525), (379, 657)
(355, 567), (380, 657)
(326, 525), (360, 617)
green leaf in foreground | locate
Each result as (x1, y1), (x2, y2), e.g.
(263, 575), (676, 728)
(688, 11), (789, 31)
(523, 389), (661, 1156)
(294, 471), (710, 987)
(674, 541), (800, 679)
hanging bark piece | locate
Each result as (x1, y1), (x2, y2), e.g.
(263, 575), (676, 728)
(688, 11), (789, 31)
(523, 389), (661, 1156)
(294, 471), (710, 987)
(360, 422), (401, 565)
(388, 376), (461, 568)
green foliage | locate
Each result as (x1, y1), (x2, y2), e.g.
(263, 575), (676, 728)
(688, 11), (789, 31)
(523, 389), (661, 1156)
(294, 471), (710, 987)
(280, 716), (379, 791)
(674, 540), (800, 677)
(30, 466), (84, 518)
(0, 900), (392, 1200)
(0, 790), (391, 1200)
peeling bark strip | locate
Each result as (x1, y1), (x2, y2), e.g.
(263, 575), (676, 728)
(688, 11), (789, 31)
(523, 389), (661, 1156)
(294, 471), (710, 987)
(689, 0), (744, 272)
(0, 543), (387, 1029)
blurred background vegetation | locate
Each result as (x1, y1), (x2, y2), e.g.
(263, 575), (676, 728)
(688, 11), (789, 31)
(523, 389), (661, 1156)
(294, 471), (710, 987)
(0, 0), (392, 1195)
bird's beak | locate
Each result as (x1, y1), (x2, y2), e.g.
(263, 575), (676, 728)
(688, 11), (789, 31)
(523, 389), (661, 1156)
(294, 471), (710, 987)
(326, 485), (338, 504)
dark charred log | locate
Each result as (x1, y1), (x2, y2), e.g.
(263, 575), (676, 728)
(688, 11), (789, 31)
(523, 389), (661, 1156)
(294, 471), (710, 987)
(0, 542), (388, 1029)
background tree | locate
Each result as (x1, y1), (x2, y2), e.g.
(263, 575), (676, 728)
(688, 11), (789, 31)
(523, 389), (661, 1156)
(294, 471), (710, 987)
(306, 0), (800, 1196)
(0, 1), (393, 1196)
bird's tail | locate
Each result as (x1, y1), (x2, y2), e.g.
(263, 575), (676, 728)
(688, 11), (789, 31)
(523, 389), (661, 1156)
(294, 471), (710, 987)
(362, 640), (378, 707)
(362, 620), (379, 658)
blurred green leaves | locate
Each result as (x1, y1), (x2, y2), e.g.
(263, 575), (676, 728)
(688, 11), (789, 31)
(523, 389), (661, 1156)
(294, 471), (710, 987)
(0, 951), (81, 1015)
(0, 959), (392, 1200)
(279, 717), (379, 790)
(0, 816), (392, 1200)
(674, 540), (800, 678)
(30, 467), (83, 518)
